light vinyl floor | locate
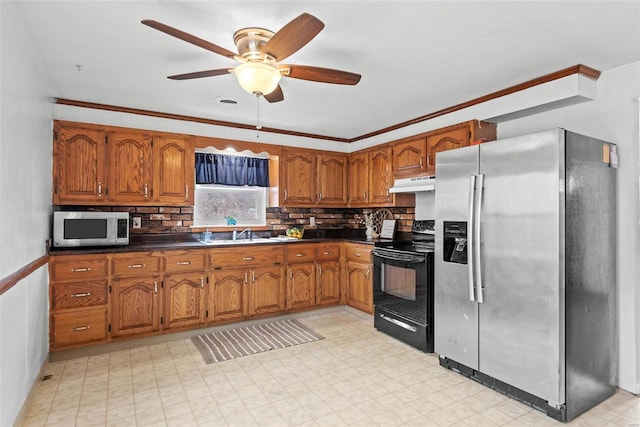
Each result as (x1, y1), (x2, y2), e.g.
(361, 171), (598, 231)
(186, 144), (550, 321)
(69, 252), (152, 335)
(22, 311), (639, 427)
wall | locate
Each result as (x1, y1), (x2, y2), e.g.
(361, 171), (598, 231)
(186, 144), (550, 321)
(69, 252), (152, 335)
(497, 62), (640, 394)
(0, 2), (53, 426)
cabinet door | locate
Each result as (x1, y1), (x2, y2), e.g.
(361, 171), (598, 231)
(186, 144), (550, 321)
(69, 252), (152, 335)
(317, 153), (348, 206)
(368, 146), (393, 205)
(316, 260), (341, 306)
(53, 124), (107, 204)
(210, 268), (247, 322)
(164, 272), (206, 330)
(393, 137), (427, 178)
(107, 130), (153, 204)
(346, 261), (373, 314)
(426, 125), (470, 175)
(287, 263), (315, 311)
(249, 265), (285, 316)
(348, 152), (368, 205)
(111, 276), (160, 337)
(153, 135), (194, 205)
(281, 150), (316, 205)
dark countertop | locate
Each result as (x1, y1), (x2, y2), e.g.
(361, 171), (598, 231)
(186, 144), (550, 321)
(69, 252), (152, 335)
(47, 232), (379, 256)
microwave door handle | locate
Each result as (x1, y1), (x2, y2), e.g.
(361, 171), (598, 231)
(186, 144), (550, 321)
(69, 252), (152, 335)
(475, 174), (485, 303)
(468, 175), (476, 302)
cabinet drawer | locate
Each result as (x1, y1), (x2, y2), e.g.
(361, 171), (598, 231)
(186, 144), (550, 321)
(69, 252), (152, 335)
(51, 256), (108, 282)
(51, 308), (107, 348)
(315, 244), (340, 261)
(112, 253), (161, 277)
(344, 244), (373, 262)
(164, 251), (206, 273)
(285, 244), (316, 263)
(52, 281), (107, 310)
(210, 246), (284, 268)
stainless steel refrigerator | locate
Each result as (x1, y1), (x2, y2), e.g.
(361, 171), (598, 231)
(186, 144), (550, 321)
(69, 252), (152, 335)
(434, 129), (617, 422)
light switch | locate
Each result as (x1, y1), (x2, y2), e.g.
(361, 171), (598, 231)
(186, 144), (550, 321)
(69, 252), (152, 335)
(132, 217), (141, 229)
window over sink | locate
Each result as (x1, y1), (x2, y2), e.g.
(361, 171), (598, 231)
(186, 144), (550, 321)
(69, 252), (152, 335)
(193, 148), (270, 227)
(194, 184), (267, 227)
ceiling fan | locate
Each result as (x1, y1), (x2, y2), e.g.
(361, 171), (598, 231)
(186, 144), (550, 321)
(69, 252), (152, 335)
(141, 13), (361, 103)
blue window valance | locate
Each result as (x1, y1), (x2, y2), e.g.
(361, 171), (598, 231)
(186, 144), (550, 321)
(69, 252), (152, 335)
(195, 153), (270, 187)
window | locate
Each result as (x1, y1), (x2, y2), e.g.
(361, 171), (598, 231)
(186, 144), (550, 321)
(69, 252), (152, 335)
(194, 184), (267, 227)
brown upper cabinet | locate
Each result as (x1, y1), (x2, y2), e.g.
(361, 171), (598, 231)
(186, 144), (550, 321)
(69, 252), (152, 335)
(393, 120), (496, 177)
(53, 121), (194, 206)
(348, 145), (414, 207)
(393, 136), (428, 178)
(280, 149), (348, 207)
(53, 123), (108, 204)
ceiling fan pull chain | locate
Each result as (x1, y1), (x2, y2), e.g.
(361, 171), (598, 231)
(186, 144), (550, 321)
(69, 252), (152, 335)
(255, 93), (263, 138)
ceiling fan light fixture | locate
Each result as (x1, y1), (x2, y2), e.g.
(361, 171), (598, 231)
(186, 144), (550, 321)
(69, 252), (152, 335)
(234, 62), (281, 96)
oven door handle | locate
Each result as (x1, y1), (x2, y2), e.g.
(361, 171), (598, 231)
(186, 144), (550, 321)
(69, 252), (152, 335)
(373, 252), (425, 264)
(379, 313), (417, 333)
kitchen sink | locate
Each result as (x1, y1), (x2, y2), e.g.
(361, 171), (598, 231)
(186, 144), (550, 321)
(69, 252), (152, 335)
(199, 237), (277, 246)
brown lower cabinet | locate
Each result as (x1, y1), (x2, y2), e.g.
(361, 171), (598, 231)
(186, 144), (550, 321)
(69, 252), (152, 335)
(48, 241), (371, 351)
(343, 243), (374, 314)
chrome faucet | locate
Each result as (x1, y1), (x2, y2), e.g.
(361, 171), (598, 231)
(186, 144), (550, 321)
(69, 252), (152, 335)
(232, 227), (252, 241)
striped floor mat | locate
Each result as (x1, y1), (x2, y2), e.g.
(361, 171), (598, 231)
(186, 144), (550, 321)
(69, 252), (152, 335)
(191, 319), (324, 364)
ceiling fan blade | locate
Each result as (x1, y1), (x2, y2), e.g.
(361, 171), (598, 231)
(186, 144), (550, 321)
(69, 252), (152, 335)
(264, 85), (284, 103)
(261, 13), (324, 62)
(284, 65), (361, 85)
(142, 19), (237, 59)
(167, 69), (232, 80)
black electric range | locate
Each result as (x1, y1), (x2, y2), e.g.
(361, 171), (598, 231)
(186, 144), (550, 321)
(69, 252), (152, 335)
(372, 219), (435, 352)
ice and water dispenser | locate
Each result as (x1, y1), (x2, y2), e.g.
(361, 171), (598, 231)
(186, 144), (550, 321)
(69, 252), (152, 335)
(443, 221), (467, 264)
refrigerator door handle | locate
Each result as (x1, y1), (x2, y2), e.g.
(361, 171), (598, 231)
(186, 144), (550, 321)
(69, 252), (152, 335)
(475, 174), (485, 303)
(468, 174), (477, 302)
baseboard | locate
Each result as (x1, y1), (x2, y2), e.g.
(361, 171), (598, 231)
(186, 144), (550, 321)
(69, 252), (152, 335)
(49, 305), (358, 362)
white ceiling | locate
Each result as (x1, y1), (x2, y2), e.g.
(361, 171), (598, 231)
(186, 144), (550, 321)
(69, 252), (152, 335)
(11, 1), (640, 141)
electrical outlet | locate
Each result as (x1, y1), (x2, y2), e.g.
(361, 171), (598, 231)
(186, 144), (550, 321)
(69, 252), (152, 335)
(309, 217), (315, 226)
(132, 217), (141, 229)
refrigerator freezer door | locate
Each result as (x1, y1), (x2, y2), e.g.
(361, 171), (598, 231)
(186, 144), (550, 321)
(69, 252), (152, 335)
(435, 145), (480, 370)
(477, 129), (565, 406)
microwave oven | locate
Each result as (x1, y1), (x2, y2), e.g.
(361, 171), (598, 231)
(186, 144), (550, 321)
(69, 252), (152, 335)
(53, 211), (130, 247)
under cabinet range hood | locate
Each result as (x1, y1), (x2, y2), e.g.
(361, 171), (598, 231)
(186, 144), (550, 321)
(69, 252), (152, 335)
(389, 176), (436, 193)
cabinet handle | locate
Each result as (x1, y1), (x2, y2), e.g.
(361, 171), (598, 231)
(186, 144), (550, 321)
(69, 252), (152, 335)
(318, 191), (322, 201)
(128, 264), (145, 269)
(185, 185), (189, 198)
(154, 281), (158, 294)
(244, 272), (248, 284)
(252, 271), (256, 284)
(177, 261), (191, 265)
(323, 251), (331, 255)
(427, 154), (431, 165)
(200, 276), (204, 289)
(420, 158), (423, 168)
(242, 256), (254, 261)
(70, 292), (91, 298)
(318, 265), (322, 276)
(354, 253), (361, 257)
(284, 189), (288, 200)
(71, 326), (90, 332)
(71, 267), (91, 272)
(97, 181), (102, 196)
(364, 191), (367, 199)
(367, 269), (370, 279)
(296, 253), (304, 257)
(144, 183), (149, 198)
(289, 269), (292, 279)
